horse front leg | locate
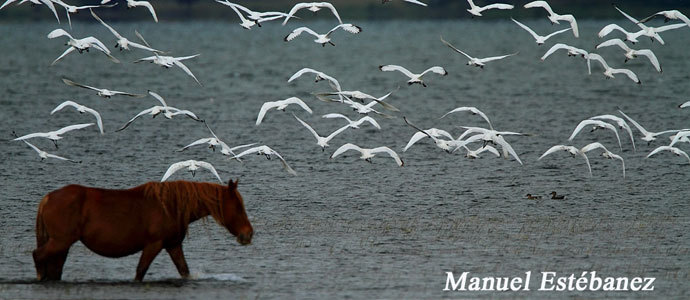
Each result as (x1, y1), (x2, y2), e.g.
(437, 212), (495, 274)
(32, 238), (75, 281)
(166, 244), (190, 279)
(135, 241), (163, 282)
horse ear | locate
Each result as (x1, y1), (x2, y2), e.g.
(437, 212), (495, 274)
(228, 178), (239, 190)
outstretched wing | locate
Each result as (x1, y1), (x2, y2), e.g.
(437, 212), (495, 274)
(196, 161), (224, 183)
(54, 123), (94, 135)
(284, 27), (319, 41)
(511, 18), (540, 40)
(420, 66), (447, 76)
(331, 143), (363, 159)
(595, 38), (630, 51)
(294, 114), (322, 141)
(440, 36), (473, 60)
(161, 161), (190, 182)
(379, 64), (415, 79)
(173, 60), (202, 86)
(479, 52), (518, 63)
(50, 100), (79, 115)
(370, 146), (404, 166)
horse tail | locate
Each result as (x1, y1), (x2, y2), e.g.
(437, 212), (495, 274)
(35, 195), (50, 248)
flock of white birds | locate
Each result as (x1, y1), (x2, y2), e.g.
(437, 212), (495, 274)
(4, 0), (690, 184)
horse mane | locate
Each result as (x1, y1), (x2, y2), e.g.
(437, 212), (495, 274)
(142, 181), (227, 227)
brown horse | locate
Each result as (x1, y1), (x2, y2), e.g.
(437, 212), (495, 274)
(32, 179), (253, 281)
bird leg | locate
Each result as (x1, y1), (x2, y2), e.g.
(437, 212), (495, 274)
(329, 41), (335, 47)
(422, 82), (427, 88)
(365, 158), (372, 163)
(52, 140), (59, 149)
(191, 170), (196, 177)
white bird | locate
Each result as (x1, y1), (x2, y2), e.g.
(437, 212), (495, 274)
(402, 124), (455, 153)
(135, 54), (202, 86)
(50, 101), (104, 135)
(47, 28), (119, 65)
(680, 101), (690, 109)
(161, 160), (222, 183)
(288, 67), (342, 92)
(322, 113), (381, 129)
(646, 146), (690, 164)
(22, 140), (80, 163)
(216, 0), (290, 29)
(62, 77), (144, 98)
(614, 5), (686, 45)
(52, 0), (115, 29)
(116, 91), (202, 131)
(568, 119), (622, 151)
(457, 126), (527, 164)
(539, 145), (592, 175)
(125, 0), (157, 22)
(461, 145), (500, 159)
(379, 64), (447, 87)
(639, 10), (690, 27)
(256, 97), (312, 126)
(178, 122), (255, 159)
(596, 39), (661, 73)
(580, 142), (626, 178)
(440, 106), (493, 130)
(440, 36), (517, 69)
(0, 0), (60, 24)
(284, 24), (362, 47)
(523, 1), (579, 37)
(91, 9), (161, 53)
(618, 110), (682, 145)
(540, 43), (592, 74)
(232, 145), (297, 175)
(586, 53), (641, 84)
(282, 2), (342, 25)
(294, 114), (351, 150)
(465, 0), (513, 17)
(317, 90), (399, 111)
(511, 18), (571, 45)
(668, 131), (690, 147)
(13, 123), (94, 148)
(598, 24), (645, 44)
(339, 97), (394, 118)
(381, 0), (427, 7)
(589, 114), (636, 152)
(331, 143), (404, 167)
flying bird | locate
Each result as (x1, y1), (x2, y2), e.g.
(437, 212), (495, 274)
(161, 160), (222, 183)
(288, 68), (342, 92)
(13, 123), (94, 148)
(440, 106), (493, 130)
(321, 113), (381, 129)
(125, 0), (158, 22)
(524, 1), (579, 37)
(638, 10), (690, 27)
(589, 114), (636, 152)
(282, 2), (342, 25)
(135, 53), (202, 86)
(47, 28), (119, 65)
(539, 145), (592, 176)
(294, 114), (351, 150)
(461, 145), (500, 159)
(613, 5), (686, 45)
(232, 145), (297, 175)
(586, 53), (641, 84)
(50, 101), (104, 135)
(568, 119), (622, 151)
(596, 39), (661, 73)
(177, 122), (255, 159)
(52, 0), (115, 29)
(330, 143), (404, 167)
(379, 64), (447, 87)
(21, 140), (80, 163)
(0, 0), (60, 24)
(465, 0), (513, 17)
(441, 36), (517, 68)
(540, 43), (592, 74)
(618, 110), (683, 145)
(62, 77), (144, 98)
(256, 97), (312, 125)
(511, 18), (571, 45)
(91, 9), (161, 53)
(284, 24), (362, 47)
(646, 146), (690, 164)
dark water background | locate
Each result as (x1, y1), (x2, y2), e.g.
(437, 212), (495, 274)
(0, 18), (689, 298)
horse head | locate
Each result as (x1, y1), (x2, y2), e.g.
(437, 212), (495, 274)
(223, 179), (253, 245)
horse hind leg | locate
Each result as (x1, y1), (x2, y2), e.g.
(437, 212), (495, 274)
(135, 241), (164, 282)
(166, 244), (190, 279)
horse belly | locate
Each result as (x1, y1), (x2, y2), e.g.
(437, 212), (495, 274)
(80, 226), (149, 258)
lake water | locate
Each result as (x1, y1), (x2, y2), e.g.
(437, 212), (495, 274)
(0, 19), (688, 298)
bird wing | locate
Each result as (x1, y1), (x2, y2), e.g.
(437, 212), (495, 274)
(595, 38), (630, 51)
(420, 66), (447, 76)
(39, 0), (61, 23)
(173, 60), (202, 86)
(512, 18), (541, 40)
(325, 124), (351, 142)
(610, 68), (640, 84)
(161, 161), (191, 182)
(195, 161), (223, 183)
(483, 3), (513, 10)
(494, 135), (523, 165)
(523, 1), (554, 15)
(116, 107), (154, 131)
(294, 114), (322, 141)
(178, 138), (215, 152)
(55, 123), (94, 135)
(655, 23), (687, 33)
(318, 2), (342, 24)
(580, 142), (609, 154)
(22, 140), (42, 155)
(285, 97), (313, 114)
(82, 106), (104, 134)
(90, 8), (122, 39)
(282, 2), (310, 25)
(480, 145), (501, 157)
(403, 131), (430, 152)
(61, 77), (101, 92)
(47, 28), (72, 39)
(50, 100), (79, 115)
(354, 116), (381, 129)
(403, 0), (427, 6)
(127, 39), (161, 53)
(440, 36), (473, 59)
(322, 113), (350, 122)
(646, 146), (672, 158)
(634, 49), (661, 73)
(617, 110), (650, 138)
(148, 90), (168, 107)
(328, 24), (361, 36)
(541, 43), (571, 60)
(271, 150), (297, 175)
(598, 24), (628, 38)
(586, 53), (609, 70)
(255, 102), (275, 125)
(371, 146), (404, 166)
(285, 27), (319, 41)
(169, 109), (202, 121)
(544, 27), (572, 39)
(379, 64), (415, 79)
(479, 52), (518, 63)
(132, 0), (157, 22)
(538, 145), (569, 160)
(51, 47), (75, 66)
(614, 5), (642, 27)
(555, 14), (578, 37)
(669, 131), (690, 147)
(82, 36), (111, 54)
(331, 143), (363, 159)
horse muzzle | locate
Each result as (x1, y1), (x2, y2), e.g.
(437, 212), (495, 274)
(236, 231), (253, 245)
